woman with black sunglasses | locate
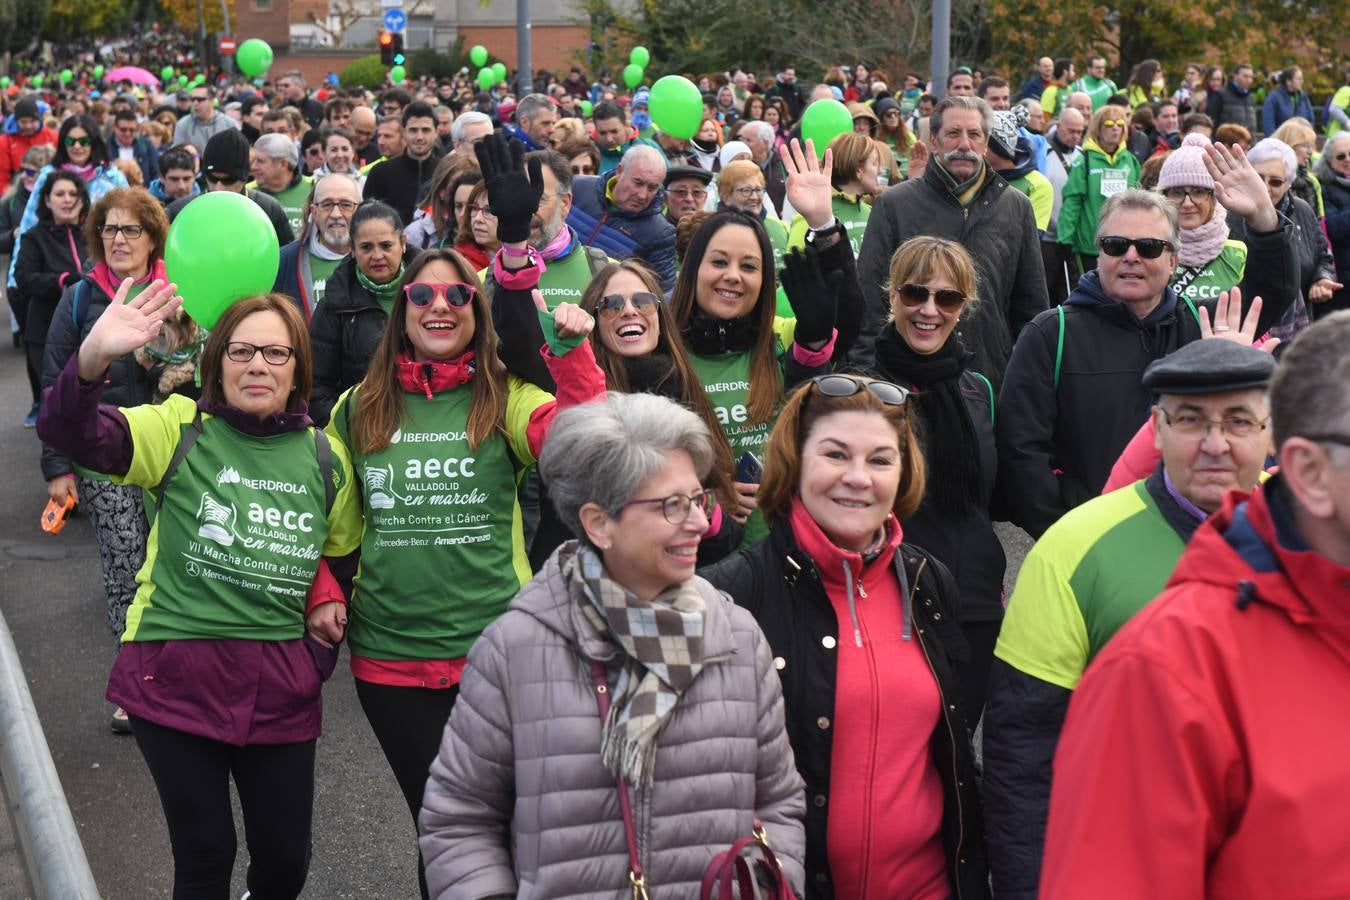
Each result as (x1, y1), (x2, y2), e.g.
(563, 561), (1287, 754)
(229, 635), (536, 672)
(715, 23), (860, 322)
(315, 245), (606, 900)
(867, 235), (1005, 728)
(700, 372), (989, 900)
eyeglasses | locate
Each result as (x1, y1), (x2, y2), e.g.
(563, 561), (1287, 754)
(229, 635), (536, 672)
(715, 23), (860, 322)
(18, 167), (37, 177)
(1160, 407), (1267, 439)
(1101, 119), (1126, 128)
(620, 490), (715, 525)
(1334, 152), (1350, 162)
(404, 282), (476, 308)
(810, 374), (910, 406)
(204, 172), (239, 185)
(468, 203), (493, 219)
(896, 282), (966, 311)
(1258, 175), (1286, 189)
(316, 199), (357, 213)
(225, 342), (295, 365)
(63, 136), (92, 147)
(1162, 186), (1214, 205)
(596, 291), (660, 318)
(668, 187), (708, 199)
(1097, 235), (1172, 259)
(731, 186), (765, 199)
(101, 224), (145, 240)
(191, 95), (211, 103)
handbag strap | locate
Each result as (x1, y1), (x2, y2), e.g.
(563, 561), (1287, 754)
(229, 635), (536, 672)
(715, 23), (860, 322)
(591, 660), (650, 900)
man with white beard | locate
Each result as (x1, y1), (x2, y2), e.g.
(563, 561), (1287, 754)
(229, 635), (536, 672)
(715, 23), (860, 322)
(273, 172), (361, 321)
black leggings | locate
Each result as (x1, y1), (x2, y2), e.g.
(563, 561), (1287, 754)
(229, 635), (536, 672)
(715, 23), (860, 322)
(960, 619), (1003, 732)
(355, 679), (461, 900)
(129, 715), (316, 900)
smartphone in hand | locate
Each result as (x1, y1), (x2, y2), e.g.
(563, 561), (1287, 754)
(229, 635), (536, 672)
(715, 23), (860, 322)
(734, 451), (763, 485)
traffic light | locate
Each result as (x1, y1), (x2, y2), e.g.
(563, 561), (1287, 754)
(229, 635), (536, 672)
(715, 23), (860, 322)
(379, 31), (394, 66)
(391, 33), (404, 66)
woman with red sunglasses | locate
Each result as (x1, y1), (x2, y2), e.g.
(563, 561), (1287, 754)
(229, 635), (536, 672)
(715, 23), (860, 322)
(869, 236), (1004, 727)
(312, 241), (605, 899)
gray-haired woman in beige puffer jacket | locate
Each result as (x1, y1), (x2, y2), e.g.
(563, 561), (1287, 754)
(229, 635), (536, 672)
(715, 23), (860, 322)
(418, 393), (806, 899)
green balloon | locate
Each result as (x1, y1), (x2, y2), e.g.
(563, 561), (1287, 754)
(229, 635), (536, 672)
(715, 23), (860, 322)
(165, 191), (280, 330)
(93, 64), (104, 79)
(389, 65), (406, 84)
(799, 99), (853, 158)
(161, 65), (174, 81)
(629, 46), (650, 68)
(492, 61), (507, 83)
(469, 44), (488, 68)
(60, 69), (73, 85)
(236, 38), (274, 78)
(648, 75), (701, 139)
(178, 75), (189, 86)
(477, 67), (495, 91)
(622, 64), (643, 90)
(30, 75), (42, 88)
(579, 99), (593, 117)
(0, 77), (10, 88)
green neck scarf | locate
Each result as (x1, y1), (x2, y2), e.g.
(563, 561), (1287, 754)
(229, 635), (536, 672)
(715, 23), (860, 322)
(932, 157), (988, 207)
(356, 262), (405, 312)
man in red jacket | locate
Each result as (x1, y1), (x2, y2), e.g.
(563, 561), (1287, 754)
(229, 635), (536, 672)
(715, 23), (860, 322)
(1040, 310), (1350, 900)
(0, 97), (57, 193)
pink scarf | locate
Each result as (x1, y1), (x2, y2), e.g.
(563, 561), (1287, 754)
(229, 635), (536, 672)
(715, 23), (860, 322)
(91, 259), (168, 299)
(1177, 200), (1230, 268)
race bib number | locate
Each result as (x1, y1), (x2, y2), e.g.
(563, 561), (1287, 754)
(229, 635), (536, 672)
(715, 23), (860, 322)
(1100, 170), (1127, 197)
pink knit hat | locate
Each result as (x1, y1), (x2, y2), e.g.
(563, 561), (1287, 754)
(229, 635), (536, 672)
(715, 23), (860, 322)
(1157, 133), (1214, 191)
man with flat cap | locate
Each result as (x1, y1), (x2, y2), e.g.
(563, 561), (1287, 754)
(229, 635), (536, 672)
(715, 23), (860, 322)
(982, 335), (1277, 900)
(663, 164), (713, 228)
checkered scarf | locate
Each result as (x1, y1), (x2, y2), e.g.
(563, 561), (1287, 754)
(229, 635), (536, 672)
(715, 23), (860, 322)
(566, 544), (707, 788)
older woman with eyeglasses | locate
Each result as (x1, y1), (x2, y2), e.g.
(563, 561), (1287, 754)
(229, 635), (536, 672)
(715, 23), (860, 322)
(1057, 104), (1140, 279)
(317, 246), (606, 899)
(701, 373), (988, 900)
(716, 158), (789, 282)
(1313, 132), (1350, 316)
(418, 391), (806, 898)
(1156, 134), (1300, 334)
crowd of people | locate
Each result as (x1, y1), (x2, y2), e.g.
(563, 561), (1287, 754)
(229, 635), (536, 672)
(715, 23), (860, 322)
(4, 41), (1350, 900)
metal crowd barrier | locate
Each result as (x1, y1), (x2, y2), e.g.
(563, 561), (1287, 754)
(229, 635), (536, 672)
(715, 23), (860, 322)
(0, 608), (99, 898)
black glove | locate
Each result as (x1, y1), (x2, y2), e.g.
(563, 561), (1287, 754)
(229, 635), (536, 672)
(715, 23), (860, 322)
(474, 134), (544, 245)
(779, 246), (841, 346)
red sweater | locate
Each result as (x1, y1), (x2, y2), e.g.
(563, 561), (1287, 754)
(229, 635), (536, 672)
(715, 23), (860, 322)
(788, 501), (947, 898)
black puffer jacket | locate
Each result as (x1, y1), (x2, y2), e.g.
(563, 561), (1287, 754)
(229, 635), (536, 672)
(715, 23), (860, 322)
(854, 163), (1049, 387)
(996, 271), (1204, 538)
(40, 273), (157, 480)
(700, 522), (989, 900)
(13, 221), (87, 347)
(308, 252), (415, 426)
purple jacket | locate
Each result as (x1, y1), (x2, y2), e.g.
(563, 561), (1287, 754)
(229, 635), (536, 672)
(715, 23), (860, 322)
(38, 355), (338, 745)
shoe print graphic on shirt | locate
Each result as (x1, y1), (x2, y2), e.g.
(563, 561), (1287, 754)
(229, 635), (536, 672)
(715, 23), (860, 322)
(196, 492), (238, 547)
(365, 464), (403, 510)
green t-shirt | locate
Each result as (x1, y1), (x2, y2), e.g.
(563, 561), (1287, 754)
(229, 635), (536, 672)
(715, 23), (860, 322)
(994, 479), (1186, 690)
(1170, 240), (1247, 307)
(1071, 75), (1119, 111)
(252, 175), (314, 236)
(113, 396), (361, 643)
(328, 377), (548, 660)
(309, 253), (342, 309)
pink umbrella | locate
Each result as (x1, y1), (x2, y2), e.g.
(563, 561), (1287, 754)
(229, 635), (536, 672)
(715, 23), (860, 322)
(104, 65), (159, 87)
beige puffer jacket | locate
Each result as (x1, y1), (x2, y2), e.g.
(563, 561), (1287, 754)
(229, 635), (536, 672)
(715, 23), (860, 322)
(418, 542), (807, 899)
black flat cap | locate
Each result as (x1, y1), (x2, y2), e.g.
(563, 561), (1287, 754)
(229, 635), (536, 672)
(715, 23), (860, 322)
(664, 164), (713, 187)
(1142, 339), (1276, 395)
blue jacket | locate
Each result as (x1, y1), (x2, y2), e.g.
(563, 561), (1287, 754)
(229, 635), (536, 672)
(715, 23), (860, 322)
(505, 123), (546, 152)
(105, 135), (158, 186)
(565, 174), (677, 292)
(1261, 88), (1314, 135)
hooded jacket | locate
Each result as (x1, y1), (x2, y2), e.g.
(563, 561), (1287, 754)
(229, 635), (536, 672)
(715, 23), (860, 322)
(1040, 480), (1350, 899)
(855, 159), (1049, 386)
(13, 220), (87, 346)
(566, 173), (678, 292)
(1207, 81), (1258, 133)
(996, 270), (1202, 537)
(1055, 138), (1142, 256)
(418, 542), (807, 899)
(1001, 137), (1054, 232)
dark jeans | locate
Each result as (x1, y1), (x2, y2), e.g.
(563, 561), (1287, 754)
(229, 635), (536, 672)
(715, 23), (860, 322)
(355, 679), (461, 900)
(961, 619), (1003, 732)
(129, 715), (316, 900)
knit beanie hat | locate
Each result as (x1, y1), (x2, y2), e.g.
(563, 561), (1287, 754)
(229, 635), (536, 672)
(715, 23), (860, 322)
(989, 106), (1029, 160)
(13, 97), (39, 121)
(1158, 133), (1214, 191)
(719, 141), (752, 168)
(201, 128), (252, 183)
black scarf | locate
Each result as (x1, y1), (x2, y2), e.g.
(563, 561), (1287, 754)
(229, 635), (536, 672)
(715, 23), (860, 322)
(683, 307), (760, 356)
(873, 325), (982, 514)
(621, 352), (685, 400)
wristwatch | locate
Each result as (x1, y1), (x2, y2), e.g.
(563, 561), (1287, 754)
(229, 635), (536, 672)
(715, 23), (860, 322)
(805, 218), (843, 246)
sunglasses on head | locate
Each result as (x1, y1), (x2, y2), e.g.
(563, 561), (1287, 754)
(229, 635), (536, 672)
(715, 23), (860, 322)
(896, 282), (966, 311)
(810, 374), (910, 407)
(596, 291), (660, 317)
(63, 136), (92, 147)
(404, 281), (476, 308)
(1097, 236), (1171, 258)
